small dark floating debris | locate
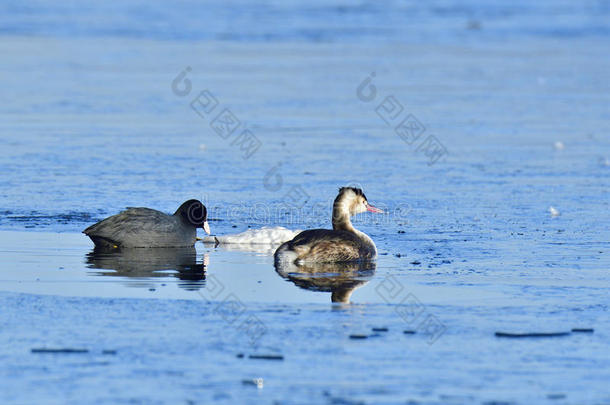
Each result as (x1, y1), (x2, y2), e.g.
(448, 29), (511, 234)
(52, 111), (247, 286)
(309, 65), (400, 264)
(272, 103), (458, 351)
(349, 334), (369, 340)
(31, 348), (89, 354)
(403, 330), (416, 335)
(467, 20), (481, 30)
(102, 350), (117, 355)
(372, 327), (388, 332)
(397, 230), (405, 234)
(547, 393), (566, 400)
(495, 332), (570, 338)
(571, 328), (594, 333)
(326, 396), (365, 405)
(395, 253), (402, 258)
(241, 378), (263, 388)
(410, 261), (421, 265)
(248, 354), (283, 361)
(148, 288), (156, 292)
(236, 353), (245, 358)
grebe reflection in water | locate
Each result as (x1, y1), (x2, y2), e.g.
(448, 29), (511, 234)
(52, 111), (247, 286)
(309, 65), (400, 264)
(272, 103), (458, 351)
(275, 260), (375, 303)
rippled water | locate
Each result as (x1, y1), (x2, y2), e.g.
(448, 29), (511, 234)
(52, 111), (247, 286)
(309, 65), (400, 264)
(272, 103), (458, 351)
(0, 1), (609, 404)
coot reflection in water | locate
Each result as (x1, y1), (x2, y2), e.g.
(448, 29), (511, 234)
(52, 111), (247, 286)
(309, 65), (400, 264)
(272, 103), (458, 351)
(86, 247), (207, 291)
(274, 261), (375, 303)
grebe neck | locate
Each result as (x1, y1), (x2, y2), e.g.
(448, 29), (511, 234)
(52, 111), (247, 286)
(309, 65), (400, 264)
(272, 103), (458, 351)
(331, 198), (377, 256)
(332, 201), (356, 233)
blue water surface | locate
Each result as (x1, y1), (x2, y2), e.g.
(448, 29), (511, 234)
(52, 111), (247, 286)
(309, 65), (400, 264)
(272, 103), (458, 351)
(0, 1), (609, 404)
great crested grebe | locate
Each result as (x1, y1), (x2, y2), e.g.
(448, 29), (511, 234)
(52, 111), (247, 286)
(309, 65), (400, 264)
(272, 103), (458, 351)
(274, 187), (383, 263)
(83, 199), (210, 248)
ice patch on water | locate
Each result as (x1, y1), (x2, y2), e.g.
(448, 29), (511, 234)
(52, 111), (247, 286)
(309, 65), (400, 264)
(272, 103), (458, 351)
(202, 226), (301, 245)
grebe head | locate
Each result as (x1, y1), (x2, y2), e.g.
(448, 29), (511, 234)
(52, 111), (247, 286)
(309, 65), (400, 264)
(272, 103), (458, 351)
(334, 187), (384, 217)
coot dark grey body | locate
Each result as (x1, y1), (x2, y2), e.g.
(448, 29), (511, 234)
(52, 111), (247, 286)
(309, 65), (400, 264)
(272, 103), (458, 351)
(274, 187), (383, 263)
(83, 200), (209, 248)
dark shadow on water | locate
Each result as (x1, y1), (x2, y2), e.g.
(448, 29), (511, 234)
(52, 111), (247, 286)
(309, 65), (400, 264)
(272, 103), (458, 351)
(85, 247), (207, 291)
(274, 260), (376, 303)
